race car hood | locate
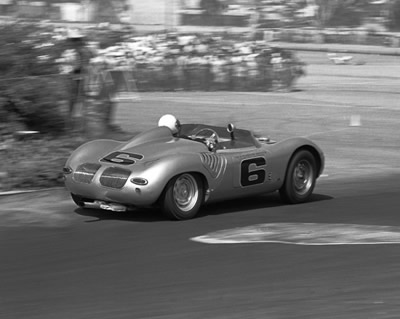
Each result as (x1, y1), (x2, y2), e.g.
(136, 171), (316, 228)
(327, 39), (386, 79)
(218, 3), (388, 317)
(114, 126), (208, 162)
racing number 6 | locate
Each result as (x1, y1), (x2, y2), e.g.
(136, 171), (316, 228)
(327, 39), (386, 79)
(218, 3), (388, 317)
(241, 157), (266, 187)
(101, 152), (143, 165)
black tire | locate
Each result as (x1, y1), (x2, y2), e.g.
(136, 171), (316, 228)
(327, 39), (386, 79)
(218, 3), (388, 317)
(71, 193), (85, 207)
(279, 150), (317, 204)
(162, 173), (204, 220)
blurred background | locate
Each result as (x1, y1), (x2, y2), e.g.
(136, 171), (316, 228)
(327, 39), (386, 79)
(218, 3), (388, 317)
(2, 3), (400, 319)
(1, 0), (400, 192)
(1, 0), (399, 32)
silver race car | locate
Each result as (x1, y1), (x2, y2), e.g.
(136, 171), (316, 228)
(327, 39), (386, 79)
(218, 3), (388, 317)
(64, 114), (324, 220)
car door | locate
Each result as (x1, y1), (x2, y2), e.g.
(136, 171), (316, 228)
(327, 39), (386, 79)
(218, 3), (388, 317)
(210, 148), (274, 201)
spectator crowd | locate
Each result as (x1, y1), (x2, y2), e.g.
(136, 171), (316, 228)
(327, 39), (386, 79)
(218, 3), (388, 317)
(77, 32), (306, 94)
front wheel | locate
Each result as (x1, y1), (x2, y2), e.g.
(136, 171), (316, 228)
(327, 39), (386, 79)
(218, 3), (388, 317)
(162, 173), (204, 220)
(279, 150), (317, 204)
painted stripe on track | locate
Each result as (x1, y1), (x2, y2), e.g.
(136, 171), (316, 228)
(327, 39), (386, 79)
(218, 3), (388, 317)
(191, 223), (400, 245)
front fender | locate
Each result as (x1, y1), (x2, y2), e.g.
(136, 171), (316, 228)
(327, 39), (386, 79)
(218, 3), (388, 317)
(135, 153), (211, 203)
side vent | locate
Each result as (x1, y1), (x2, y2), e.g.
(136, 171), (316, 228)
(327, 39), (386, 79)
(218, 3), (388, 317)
(200, 153), (227, 178)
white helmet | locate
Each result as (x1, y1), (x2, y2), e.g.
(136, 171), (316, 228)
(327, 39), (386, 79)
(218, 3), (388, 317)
(158, 114), (181, 135)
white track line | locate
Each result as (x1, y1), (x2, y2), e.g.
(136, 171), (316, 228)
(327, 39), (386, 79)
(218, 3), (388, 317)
(191, 223), (400, 246)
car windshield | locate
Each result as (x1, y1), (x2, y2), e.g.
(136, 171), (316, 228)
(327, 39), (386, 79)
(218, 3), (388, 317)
(180, 124), (259, 150)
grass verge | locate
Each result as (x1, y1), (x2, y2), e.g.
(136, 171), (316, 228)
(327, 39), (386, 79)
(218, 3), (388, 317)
(0, 129), (133, 192)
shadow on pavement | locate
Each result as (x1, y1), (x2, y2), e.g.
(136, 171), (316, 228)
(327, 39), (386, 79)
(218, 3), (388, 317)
(199, 192), (333, 218)
(75, 207), (164, 223)
(74, 192), (333, 222)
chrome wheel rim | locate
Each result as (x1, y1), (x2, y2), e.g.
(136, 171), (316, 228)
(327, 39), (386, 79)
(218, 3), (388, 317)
(173, 174), (199, 212)
(293, 159), (314, 195)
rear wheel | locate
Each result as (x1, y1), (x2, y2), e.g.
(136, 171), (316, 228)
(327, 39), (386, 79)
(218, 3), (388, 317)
(162, 173), (204, 220)
(280, 150), (317, 204)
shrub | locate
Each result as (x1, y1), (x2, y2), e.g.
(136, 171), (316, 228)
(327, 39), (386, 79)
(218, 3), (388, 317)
(387, 0), (400, 31)
(0, 22), (69, 135)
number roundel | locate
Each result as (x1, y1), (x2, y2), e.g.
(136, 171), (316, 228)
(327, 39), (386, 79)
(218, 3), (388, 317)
(101, 152), (143, 165)
(241, 157), (266, 187)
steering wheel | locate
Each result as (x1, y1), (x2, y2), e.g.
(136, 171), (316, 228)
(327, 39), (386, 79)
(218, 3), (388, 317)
(191, 128), (219, 151)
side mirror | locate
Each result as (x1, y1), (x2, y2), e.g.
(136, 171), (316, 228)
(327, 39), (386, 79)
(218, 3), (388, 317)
(227, 123), (235, 140)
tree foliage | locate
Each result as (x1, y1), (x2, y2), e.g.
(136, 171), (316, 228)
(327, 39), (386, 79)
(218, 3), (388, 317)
(315, 0), (368, 27)
(387, 0), (400, 30)
(200, 0), (227, 15)
(0, 22), (69, 135)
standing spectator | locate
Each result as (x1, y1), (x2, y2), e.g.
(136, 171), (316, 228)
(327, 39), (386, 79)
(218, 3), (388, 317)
(195, 54), (210, 91)
(281, 50), (306, 92)
(163, 53), (178, 91)
(182, 54), (193, 91)
(201, 55), (213, 91)
(280, 52), (295, 92)
(187, 53), (202, 91)
(64, 29), (93, 128)
(146, 56), (161, 91)
(246, 55), (259, 91)
(221, 55), (233, 90)
(135, 57), (149, 91)
(255, 49), (272, 91)
(270, 51), (284, 90)
(232, 59), (248, 91)
(175, 52), (187, 91)
(67, 31), (93, 118)
(211, 54), (226, 91)
(271, 49), (298, 92)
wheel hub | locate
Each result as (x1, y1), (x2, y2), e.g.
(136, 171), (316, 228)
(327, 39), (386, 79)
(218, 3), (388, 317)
(173, 174), (198, 211)
(294, 160), (313, 195)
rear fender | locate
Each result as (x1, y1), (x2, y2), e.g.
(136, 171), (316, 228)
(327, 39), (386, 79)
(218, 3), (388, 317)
(269, 137), (325, 182)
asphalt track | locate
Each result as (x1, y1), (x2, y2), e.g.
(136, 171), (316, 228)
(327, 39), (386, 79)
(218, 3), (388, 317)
(1, 51), (400, 319)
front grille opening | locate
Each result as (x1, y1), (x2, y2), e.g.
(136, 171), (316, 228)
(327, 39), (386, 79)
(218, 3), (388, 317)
(100, 167), (131, 189)
(73, 163), (101, 184)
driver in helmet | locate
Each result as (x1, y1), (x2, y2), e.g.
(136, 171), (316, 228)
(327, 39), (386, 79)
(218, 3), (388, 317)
(158, 114), (182, 136)
(158, 114), (217, 151)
